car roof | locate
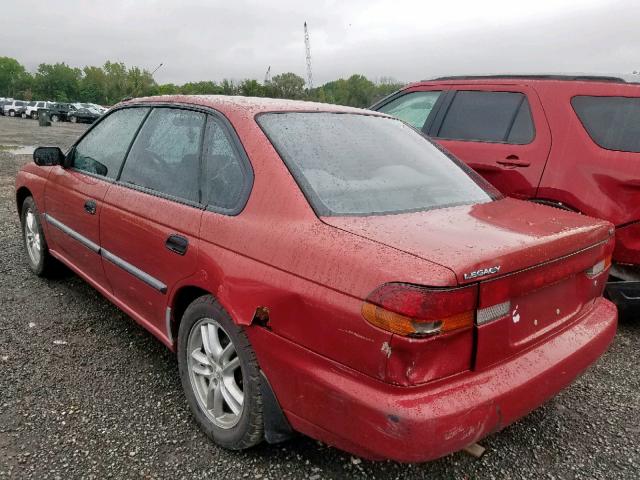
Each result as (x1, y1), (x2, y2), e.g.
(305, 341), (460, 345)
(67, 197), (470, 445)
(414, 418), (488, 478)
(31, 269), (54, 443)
(413, 73), (640, 87)
(120, 95), (386, 117)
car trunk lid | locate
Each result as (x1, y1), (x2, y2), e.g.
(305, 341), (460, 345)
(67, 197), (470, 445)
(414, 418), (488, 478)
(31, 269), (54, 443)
(323, 198), (614, 372)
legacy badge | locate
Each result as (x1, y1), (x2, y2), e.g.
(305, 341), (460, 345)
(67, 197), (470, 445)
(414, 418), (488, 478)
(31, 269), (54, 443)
(464, 265), (501, 280)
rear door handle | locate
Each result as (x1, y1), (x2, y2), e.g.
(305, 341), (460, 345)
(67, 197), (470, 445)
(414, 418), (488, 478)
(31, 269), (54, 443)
(84, 199), (97, 215)
(165, 234), (189, 256)
(496, 155), (530, 168)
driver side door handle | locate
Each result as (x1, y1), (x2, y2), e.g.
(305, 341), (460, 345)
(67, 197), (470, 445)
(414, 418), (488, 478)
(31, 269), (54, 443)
(165, 234), (189, 256)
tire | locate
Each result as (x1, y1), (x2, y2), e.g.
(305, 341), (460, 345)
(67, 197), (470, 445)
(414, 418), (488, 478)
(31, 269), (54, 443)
(51, 114), (59, 122)
(178, 295), (264, 450)
(31, 111), (38, 120)
(21, 196), (56, 276)
(70, 116), (77, 123)
(9, 110), (15, 117)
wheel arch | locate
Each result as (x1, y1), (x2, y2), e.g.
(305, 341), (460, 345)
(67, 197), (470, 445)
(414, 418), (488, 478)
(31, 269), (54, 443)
(169, 285), (211, 345)
(169, 284), (293, 443)
(16, 186), (33, 216)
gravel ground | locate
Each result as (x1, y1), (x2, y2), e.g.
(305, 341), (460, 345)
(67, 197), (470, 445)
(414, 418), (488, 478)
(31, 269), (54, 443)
(0, 115), (639, 479)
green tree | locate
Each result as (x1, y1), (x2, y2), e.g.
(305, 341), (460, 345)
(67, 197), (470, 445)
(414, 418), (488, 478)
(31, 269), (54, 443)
(220, 79), (238, 95)
(127, 66), (156, 98)
(0, 57), (32, 98)
(179, 81), (223, 95)
(239, 79), (264, 97)
(79, 66), (108, 103)
(33, 63), (82, 101)
(270, 72), (305, 99)
(155, 83), (180, 95)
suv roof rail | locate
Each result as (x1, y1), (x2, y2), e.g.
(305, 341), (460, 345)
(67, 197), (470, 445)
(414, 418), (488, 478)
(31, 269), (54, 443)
(424, 74), (629, 83)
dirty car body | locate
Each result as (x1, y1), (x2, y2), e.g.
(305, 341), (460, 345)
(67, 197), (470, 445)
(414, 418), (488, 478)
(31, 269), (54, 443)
(15, 95), (617, 462)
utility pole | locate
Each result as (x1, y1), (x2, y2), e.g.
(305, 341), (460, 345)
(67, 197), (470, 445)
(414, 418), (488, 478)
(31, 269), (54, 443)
(151, 63), (164, 77)
(304, 22), (313, 90)
(264, 65), (271, 84)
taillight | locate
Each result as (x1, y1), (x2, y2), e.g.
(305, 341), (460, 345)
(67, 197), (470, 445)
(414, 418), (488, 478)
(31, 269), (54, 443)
(361, 283), (477, 337)
(585, 254), (612, 278)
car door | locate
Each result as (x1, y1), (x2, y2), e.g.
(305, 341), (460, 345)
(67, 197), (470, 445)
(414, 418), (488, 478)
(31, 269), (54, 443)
(428, 86), (551, 198)
(100, 107), (205, 334)
(42, 107), (150, 291)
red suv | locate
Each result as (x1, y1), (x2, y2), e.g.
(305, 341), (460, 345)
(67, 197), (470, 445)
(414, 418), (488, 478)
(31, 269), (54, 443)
(372, 75), (640, 307)
(15, 96), (617, 462)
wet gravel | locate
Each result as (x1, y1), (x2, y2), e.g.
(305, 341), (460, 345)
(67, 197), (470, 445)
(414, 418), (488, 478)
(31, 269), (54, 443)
(1, 115), (639, 479)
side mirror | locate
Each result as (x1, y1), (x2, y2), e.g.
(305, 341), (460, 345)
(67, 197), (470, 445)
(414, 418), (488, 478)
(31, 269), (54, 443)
(33, 146), (65, 167)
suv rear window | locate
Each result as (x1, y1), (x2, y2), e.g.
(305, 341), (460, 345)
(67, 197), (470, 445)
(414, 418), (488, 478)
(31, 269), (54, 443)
(258, 112), (494, 216)
(436, 91), (534, 144)
(572, 95), (640, 153)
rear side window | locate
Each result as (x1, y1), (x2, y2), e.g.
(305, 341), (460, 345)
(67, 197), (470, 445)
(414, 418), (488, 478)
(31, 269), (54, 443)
(202, 117), (249, 211)
(436, 91), (534, 144)
(572, 96), (640, 153)
(120, 108), (206, 203)
(73, 107), (149, 178)
(258, 112), (494, 216)
(377, 91), (442, 129)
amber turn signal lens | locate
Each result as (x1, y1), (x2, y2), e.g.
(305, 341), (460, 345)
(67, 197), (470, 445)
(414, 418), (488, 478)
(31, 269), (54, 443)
(361, 302), (474, 337)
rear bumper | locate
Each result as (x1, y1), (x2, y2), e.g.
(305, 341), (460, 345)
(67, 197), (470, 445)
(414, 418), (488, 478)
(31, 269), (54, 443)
(251, 297), (617, 462)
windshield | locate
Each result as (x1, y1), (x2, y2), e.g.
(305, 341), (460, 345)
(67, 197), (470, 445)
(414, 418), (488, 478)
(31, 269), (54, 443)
(258, 112), (496, 216)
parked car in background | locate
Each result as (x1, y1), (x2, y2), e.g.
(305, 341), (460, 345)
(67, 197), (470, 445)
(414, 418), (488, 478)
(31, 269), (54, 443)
(24, 101), (53, 119)
(71, 102), (107, 114)
(16, 95), (617, 462)
(68, 103), (102, 123)
(47, 103), (72, 122)
(3, 100), (27, 117)
(372, 74), (640, 308)
(0, 98), (12, 115)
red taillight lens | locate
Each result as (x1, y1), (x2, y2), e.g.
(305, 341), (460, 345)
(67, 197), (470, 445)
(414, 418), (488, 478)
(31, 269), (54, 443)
(361, 283), (478, 337)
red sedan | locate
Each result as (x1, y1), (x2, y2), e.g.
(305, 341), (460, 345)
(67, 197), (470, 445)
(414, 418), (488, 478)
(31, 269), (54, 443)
(15, 96), (617, 462)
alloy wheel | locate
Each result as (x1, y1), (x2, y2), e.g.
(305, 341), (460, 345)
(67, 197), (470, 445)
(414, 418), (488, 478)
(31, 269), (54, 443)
(24, 209), (41, 266)
(187, 318), (244, 429)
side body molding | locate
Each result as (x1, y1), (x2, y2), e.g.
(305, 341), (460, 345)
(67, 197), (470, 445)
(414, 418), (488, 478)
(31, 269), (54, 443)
(43, 213), (167, 294)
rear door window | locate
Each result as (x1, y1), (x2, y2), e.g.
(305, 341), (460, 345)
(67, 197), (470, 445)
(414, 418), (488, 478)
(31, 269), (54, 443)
(73, 107), (150, 178)
(436, 91), (534, 144)
(119, 108), (206, 203)
(202, 116), (250, 211)
(377, 91), (442, 129)
(572, 95), (640, 152)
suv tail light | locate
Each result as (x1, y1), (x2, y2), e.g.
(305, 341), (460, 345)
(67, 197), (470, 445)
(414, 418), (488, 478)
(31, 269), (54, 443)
(361, 283), (478, 337)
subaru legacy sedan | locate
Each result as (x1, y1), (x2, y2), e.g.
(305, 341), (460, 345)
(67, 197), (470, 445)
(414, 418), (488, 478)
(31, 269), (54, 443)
(15, 96), (617, 462)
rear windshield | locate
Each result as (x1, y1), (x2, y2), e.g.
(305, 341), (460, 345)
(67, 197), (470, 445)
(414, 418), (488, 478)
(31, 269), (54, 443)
(257, 112), (495, 216)
(572, 95), (640, 153)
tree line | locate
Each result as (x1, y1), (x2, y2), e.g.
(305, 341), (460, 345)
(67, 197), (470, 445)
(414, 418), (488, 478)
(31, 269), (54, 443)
(0, 56), (404, 108)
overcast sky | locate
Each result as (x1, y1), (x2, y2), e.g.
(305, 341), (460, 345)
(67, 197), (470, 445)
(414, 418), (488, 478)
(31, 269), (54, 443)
(3, 0), (640, 85)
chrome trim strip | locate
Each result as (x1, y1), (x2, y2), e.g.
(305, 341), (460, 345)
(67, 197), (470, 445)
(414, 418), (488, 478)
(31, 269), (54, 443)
(43, 213), (167, 294)
(43, 213), (100, 253)
(101, 248), (167, 294)
(165, 307), (173, 343)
